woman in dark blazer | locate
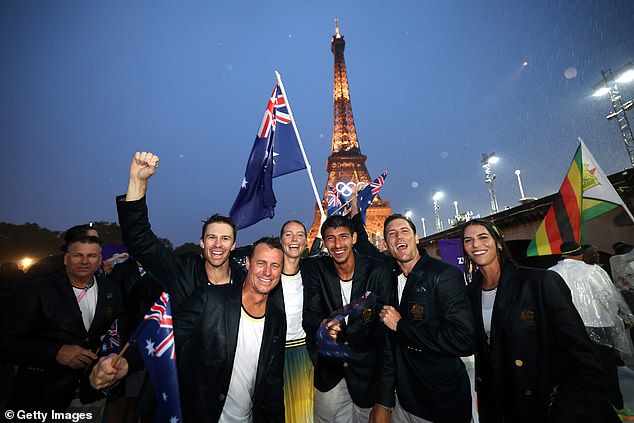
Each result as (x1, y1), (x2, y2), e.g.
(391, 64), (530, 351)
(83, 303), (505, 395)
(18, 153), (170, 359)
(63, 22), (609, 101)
(461, 218), (619, 423)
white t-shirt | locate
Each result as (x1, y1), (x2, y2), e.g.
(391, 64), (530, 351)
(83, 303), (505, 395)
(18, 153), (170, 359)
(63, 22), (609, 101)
(340, 279), (352, 324)
(73, 281), (98, 331)
(281, 272), (306, 341)
(220, 307), (265, 423)
(397, 274), (407, 306)
(481, 287), (497, 345)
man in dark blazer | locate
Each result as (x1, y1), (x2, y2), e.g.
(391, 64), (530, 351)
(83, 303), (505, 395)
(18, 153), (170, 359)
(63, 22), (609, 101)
(0, 234), (122, 412)
(91, 237), (286, 422)
(353, 211), (475, 423)
(302, 215), (394, 423)
(116, 151), (246, 310)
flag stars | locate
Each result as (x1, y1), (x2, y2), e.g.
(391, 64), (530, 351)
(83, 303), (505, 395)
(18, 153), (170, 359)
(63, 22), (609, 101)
(241, 177), (248, 189)
(170, 417), (179, 423)
(163, 392), (168, 402)
(145, 339), (156, 356)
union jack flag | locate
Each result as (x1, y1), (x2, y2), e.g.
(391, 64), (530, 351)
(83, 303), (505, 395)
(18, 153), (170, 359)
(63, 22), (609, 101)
(369, 172), (387, 195)
(327, 185), (341, 208)
(327, 185), (348, 216)
(257, 86), (292, 139)
(357, 171), (388, 223)
(130, 292), (182, 422)
(99, 319), (121, 355)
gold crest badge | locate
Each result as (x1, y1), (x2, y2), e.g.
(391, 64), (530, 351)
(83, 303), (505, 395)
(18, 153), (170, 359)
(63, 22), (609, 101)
(361, 307), (373, 325)
(411, 303), (425, 321)
(519, 308), (536, 328)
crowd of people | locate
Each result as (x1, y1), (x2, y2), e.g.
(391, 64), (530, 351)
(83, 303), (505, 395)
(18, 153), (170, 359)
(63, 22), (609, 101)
(0, 150), (632, 423)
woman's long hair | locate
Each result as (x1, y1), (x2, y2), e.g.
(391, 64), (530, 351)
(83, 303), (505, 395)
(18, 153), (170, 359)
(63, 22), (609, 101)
(460, 218), (511, 282)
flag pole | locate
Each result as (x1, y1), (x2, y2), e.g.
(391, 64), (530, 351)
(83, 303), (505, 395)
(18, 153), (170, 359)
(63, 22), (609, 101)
(275, 71), (326, 217)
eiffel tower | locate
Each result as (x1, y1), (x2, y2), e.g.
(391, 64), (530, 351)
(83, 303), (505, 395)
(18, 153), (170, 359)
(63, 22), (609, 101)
(307, 19), (392, 247)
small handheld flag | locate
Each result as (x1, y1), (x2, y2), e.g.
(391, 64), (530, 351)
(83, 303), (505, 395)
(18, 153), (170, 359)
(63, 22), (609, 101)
(99, 319), (122, 356)
(130, 292), (183, 423)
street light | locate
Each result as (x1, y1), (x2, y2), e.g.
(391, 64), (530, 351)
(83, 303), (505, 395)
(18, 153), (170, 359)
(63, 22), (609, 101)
(432, 190), (444, 233)
(514, 169), (536, 204)
(481, 153), (499, 214)
(592, 62), (634, 167)
(405, 210), (413, 219)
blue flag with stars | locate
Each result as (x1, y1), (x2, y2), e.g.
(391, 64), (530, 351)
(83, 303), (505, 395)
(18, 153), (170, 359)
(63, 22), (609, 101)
(99, 319), (121, 356)
(357, 171), (388, 223)
(230, 84), (306, 229)
(130, 292), (183, 423)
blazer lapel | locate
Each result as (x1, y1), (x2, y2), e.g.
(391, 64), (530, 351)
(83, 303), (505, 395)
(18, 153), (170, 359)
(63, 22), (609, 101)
(489, 263), (519, 346)
(57, 275), (86, 335)
(350, 253), (367, 301)
(468, 275), (489, 350)
(254, 299), (281, 391)
(326, 259), (344, 310)
(225, 283), (242, 369)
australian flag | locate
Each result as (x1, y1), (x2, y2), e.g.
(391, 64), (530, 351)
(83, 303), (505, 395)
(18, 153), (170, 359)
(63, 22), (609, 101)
(130, 292), (183, 423)
(99, 319), (122, 356)
(230, 84), (306, 229)
(357, 171), (388, 223)
(327, 185), (344, 216)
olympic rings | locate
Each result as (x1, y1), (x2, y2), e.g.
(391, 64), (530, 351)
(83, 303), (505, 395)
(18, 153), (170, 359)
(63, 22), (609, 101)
(335, 181), (367, 197)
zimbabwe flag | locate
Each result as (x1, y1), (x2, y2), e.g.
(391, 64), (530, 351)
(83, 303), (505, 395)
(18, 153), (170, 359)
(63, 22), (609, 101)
(526, 138), (633, 256)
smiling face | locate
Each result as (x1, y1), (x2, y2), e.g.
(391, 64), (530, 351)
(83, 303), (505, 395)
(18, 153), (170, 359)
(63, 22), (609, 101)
(199, 222), (236, 268)
(245, 243), (283, 296)
(385, 217), (420, 268)
(323, 226), (357, 265)
(462, 224), (501, 270)
(280, 221), (307, 260)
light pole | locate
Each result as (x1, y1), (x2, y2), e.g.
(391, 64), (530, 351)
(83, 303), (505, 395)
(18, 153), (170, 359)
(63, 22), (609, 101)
(432, 190), (444, 233)
(592, 62), (634, 167)
(421, 217), (427, 238)
(481, 153), (499, 214)
(514, 169), (536, 204)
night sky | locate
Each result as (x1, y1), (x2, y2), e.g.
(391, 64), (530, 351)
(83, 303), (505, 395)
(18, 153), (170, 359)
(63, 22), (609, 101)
(1, 1), (633, 247)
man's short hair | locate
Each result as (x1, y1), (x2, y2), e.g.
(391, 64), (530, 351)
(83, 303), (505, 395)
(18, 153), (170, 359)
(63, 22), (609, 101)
(249, 237), (283, 258)
(66, 235), (102, 250)
(320, 215), (354, 238)
(62, 224), (96, 252)
(201, 214), (237, 241)
(280, 220), (307, 238)
(383, 214), (417, 239)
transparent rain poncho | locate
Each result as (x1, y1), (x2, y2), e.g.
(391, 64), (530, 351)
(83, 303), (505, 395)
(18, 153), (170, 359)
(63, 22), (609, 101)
(610, 250), (634, 292)
(550, 259), (634, 358)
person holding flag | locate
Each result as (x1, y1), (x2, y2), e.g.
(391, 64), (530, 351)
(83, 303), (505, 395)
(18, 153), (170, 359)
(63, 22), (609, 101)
(0, 232), (123, 415)
(302, 215), (394, 423)
(91, 237), (287, 422)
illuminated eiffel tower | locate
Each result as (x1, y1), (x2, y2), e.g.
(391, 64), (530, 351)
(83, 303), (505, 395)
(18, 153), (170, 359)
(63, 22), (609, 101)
(307, 19), (392, 247)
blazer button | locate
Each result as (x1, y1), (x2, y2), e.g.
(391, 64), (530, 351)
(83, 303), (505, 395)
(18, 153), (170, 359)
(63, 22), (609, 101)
(219, 393), (226, 401)
(515, 360), (523, 367)
(525, 390), (532, 396)
(85, 337), (90, 343)
(343, 362), (349, 368)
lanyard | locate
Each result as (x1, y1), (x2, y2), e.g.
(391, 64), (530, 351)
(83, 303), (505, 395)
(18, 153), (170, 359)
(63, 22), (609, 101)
(75, 277), (95, 304)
